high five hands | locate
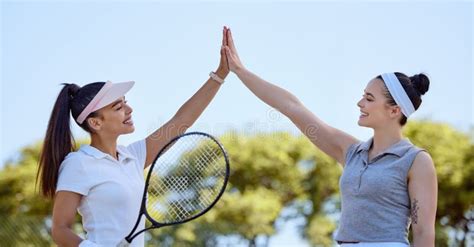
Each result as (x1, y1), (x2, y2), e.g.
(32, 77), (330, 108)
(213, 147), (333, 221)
(215, 27), (231, 80)
(223, 26), (245, 73)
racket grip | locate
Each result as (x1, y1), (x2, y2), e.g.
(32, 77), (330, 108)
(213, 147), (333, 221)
(116, 239), (130, 247)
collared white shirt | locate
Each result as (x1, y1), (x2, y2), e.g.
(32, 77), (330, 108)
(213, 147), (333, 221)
(56, 140), (147, 246)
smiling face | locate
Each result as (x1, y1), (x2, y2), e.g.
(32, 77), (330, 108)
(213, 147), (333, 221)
(86, 96), (135, 136)
(357, 78), (402, 128)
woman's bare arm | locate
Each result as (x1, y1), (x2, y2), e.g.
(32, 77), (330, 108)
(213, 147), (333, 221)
(224, 29), (358, 165)
(52, 191), (84, 247)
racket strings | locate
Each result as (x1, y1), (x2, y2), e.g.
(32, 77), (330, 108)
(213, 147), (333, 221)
(192, 142), (224, 177)
(156, 150), (222, 219)
(146, 135), (227, 223)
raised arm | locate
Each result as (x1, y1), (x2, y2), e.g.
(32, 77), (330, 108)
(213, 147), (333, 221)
(224, 28), (358, 165)
(144, 27), (230, 167)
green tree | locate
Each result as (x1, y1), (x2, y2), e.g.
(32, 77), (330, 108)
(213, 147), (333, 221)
(0, 141), (87, 246)
(302, 148), (341, 247)
(1, 121), (473, 246)
(0, 142), (53, 246)
(146, 132), (321, 246)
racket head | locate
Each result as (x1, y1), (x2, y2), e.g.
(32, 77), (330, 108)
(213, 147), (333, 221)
(142, 131), (230, 227)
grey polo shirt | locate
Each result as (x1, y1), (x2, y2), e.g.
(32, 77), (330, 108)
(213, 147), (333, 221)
(334, 138), (424, 244)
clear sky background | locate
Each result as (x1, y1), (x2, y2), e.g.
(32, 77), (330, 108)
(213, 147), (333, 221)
(1, 1), (473, 245)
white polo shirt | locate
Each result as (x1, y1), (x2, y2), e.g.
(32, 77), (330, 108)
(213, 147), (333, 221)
(56, 140), (147, 247)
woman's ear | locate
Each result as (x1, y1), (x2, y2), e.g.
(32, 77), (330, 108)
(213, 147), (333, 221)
(389, 105), (403, 119)
(87, 117), (102, 132)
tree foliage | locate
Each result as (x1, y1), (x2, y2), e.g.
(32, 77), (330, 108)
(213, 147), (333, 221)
(1, 121), (472, 246)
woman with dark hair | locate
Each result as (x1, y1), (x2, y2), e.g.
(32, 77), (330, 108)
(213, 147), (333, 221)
(223, 28), (437, 246)
(37, 28), (230, 247)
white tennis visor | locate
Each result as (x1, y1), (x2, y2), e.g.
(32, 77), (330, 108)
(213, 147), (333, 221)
(76, 80), (135, 124)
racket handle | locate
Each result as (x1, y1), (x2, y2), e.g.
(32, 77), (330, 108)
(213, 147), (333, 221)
(116, 239), (130, 247)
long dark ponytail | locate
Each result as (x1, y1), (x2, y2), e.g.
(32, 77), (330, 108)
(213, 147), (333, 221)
(37, 82), (105, 198)
(37, 84), (79, 198)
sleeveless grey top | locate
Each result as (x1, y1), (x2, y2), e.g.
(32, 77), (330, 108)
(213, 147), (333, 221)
(335, 138), (424, 244)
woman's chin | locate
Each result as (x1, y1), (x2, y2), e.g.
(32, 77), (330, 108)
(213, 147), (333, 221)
(123, 126), (135, 134)
(358, 118), (368, 127)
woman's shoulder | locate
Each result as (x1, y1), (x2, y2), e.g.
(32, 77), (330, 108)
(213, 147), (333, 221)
(59, 149), (92, 170)
(63, 148), (89, 161)
(347, 139), (369, 155)
(56, 151), (91, 188)
(403, 140), (431, 162)
(408, 151), (435, 178)
(412, 151), (434, 167)
(342, 140), (366, 166)
(119, 139), (147, 161)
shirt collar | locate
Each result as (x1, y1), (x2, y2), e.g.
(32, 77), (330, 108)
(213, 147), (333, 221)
(356, 137), (413, 157)
(116, 145), (137, 161)
(80, 144), (137, 162)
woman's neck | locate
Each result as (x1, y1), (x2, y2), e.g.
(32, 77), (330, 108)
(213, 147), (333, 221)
(90, 135), (118, 160)
(371, 124), (403, 155)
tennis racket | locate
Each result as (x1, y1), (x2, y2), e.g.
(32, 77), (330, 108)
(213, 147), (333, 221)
(117, 132), (230, 246)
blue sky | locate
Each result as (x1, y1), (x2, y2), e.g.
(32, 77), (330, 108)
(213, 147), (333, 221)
(1, 1), (472, 246)
(2, 1), (472, 166)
